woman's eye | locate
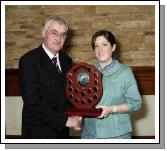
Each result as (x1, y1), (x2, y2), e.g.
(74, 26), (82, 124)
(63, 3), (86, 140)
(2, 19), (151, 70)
(103, 43), (107, 46)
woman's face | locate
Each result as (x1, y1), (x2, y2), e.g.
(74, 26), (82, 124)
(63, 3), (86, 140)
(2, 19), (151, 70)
(94, 36), (115, 64)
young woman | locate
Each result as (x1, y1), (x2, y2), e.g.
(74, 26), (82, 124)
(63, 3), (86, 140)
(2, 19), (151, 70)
(81, 30), (142, 139)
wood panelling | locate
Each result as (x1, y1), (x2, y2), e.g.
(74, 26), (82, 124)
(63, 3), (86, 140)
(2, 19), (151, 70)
(5, 69), (20, 96)
(5, 66), (155, 96)
(131, 66), (155, 95)
(5, 135), (155, 139)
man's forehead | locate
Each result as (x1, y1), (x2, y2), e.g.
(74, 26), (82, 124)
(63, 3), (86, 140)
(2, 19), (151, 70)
(49, 22), (67, 32)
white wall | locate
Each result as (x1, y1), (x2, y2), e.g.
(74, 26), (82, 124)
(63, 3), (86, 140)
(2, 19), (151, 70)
(5, 96), (155, 136)
(131, 95), (155, 136)
(5, 97), (23, 135)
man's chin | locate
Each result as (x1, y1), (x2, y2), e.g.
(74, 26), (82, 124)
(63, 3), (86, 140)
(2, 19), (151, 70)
(52, 47), (61, 52)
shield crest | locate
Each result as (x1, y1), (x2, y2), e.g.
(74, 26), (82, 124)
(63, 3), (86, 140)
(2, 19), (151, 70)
(66, 62), (103, 109)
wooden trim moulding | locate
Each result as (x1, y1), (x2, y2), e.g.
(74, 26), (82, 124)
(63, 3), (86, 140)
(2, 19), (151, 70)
(5, 66), (155, 96)
(5, 135), (155, 139)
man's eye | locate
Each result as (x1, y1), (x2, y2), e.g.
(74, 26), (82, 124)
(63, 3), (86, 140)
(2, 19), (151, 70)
(61, 33), (66, 37)
(103, 43), (107, 46)
(53, 32), (58, 36)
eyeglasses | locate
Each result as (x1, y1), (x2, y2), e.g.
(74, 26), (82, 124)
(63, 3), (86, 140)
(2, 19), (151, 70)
(46, 29), (67, 39)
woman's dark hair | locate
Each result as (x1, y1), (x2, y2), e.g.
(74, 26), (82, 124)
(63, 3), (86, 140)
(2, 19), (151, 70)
(91, 30), (116, 50)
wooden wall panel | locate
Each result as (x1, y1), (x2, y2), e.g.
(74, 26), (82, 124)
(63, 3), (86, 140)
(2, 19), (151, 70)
(5, 66), (155, 96)
(132, 66), (155, 95)
(5, 69), (20, 96)
(5, 135), (155, 139)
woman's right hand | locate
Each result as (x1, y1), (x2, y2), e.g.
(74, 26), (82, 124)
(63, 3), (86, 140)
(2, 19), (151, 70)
(96, 105), (113, 119)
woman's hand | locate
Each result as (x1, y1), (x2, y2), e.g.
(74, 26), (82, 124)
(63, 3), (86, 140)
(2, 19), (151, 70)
(96, 105), (113, 119)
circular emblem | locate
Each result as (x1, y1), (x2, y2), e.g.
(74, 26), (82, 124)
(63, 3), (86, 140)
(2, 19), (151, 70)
(77, 72), (89, 88)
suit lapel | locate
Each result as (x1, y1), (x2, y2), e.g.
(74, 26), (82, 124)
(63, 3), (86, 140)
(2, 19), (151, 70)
(59, 53), (65, 73)
(59, 51), (70, 74)
(38, 45), (61, 76)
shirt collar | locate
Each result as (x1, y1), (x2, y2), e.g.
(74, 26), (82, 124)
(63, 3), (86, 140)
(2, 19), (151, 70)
(42, 43), (59, 60)
(42, 43), (62, 71)
(97, 59), (116, 72)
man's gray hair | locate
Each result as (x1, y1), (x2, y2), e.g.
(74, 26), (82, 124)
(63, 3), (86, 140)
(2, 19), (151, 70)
(44, 16), (68, 31)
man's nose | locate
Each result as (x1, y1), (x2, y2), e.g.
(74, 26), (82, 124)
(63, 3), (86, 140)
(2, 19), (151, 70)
(55, 35), (61, 41)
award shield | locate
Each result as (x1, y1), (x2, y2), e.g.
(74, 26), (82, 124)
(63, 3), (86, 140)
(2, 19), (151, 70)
(64, 62), (102, 117)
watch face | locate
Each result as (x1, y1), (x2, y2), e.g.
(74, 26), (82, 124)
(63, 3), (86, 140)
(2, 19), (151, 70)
(66, 62), (102, 109)
(77, 72), (90, 88)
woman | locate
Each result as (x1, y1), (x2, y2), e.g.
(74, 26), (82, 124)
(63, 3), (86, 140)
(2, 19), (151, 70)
(81, 30), (142, 139)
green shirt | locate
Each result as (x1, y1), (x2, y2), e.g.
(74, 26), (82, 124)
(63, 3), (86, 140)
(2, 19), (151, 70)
(82, 60), (142, 138)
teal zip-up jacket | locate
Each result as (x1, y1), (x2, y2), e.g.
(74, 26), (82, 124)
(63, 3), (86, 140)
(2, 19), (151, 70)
(82, 60), (142, 138)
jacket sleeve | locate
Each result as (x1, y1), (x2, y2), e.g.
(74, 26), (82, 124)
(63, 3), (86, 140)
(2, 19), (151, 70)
(123, 68), (142, 113)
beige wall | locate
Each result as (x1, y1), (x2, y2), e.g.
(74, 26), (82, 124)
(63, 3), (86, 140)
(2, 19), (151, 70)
(5, 5), (155, 68)
(5, 96), (155, 136)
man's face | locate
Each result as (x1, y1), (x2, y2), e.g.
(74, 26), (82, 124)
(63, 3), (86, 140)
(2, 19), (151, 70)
(42, 21), (67, 55)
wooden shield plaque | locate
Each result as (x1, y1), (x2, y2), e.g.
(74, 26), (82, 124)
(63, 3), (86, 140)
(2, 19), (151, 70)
(64, 62), (102, 117)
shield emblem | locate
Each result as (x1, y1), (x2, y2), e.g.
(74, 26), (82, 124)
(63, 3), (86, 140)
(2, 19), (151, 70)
(66, 62), (103, 109)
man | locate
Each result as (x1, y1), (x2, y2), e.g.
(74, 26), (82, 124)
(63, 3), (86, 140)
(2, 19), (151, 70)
(19, 16), (81, 139)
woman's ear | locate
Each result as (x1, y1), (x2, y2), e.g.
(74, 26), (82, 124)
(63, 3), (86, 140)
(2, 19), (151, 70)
(112, 44), (116, 52)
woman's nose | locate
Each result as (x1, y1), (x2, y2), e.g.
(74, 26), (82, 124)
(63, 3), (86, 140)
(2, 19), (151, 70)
(98, 46), (103, 52)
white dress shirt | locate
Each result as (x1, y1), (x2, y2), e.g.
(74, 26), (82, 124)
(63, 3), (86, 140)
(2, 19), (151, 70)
(42, 43), (62, 71)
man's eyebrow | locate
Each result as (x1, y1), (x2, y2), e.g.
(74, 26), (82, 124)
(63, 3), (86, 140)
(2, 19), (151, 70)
(51, 29), (67, 34)
(50, 29), (58, 32)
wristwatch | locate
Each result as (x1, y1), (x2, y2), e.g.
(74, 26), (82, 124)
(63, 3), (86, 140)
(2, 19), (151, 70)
(112, 106), (117, 113)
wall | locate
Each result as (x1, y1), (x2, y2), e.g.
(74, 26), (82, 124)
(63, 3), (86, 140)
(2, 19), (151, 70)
(5, 5), (155, 68)
(5, 96), (155, 136)
(5, 67), (155, 137)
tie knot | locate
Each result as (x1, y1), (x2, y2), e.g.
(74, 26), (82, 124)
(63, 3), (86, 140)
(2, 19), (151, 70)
(52, 57), (57, 64)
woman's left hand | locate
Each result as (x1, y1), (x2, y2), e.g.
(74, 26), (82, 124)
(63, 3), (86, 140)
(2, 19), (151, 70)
(96, 105), (112, 119)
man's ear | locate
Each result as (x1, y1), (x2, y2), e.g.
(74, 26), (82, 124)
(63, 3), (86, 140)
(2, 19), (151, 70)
(42, 29), (46, 38)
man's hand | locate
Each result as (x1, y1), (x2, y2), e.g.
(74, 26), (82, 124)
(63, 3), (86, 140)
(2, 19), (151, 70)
(73, 116), (82, 131)
(66, 116), (82, 129)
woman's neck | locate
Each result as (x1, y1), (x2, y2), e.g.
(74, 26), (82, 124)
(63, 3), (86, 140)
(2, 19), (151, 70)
(99, 58), (113, 69)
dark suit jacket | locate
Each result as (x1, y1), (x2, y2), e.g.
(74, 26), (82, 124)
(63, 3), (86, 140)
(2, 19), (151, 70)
(18, 45), (72, 138)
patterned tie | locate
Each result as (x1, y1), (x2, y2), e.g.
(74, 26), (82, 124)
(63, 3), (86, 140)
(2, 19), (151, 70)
(52, 57), (61, 74)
